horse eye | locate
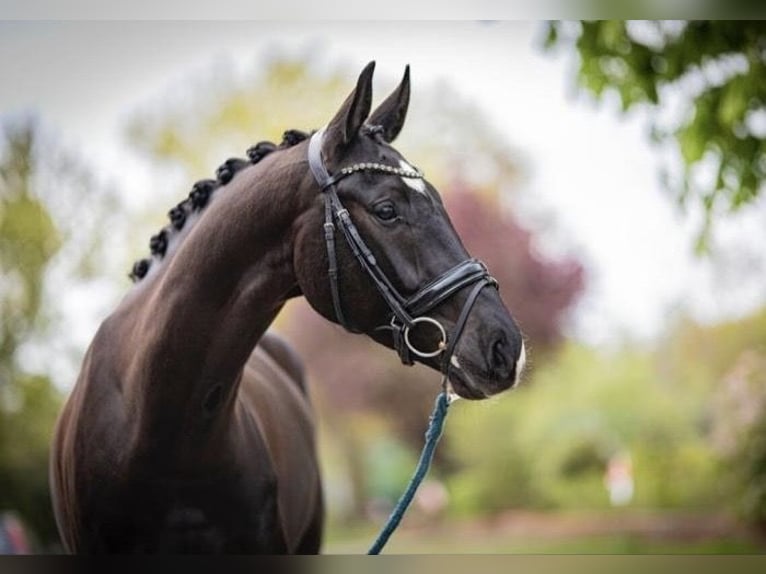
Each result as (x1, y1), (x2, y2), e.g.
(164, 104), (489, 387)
(373, 202), (398, 222)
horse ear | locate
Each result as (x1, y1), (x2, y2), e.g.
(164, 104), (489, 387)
(324, 61), (375, 161)
(367, 65), (410, 143)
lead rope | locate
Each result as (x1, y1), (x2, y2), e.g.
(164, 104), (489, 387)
(367, 385), (452, 555)
(367, 279), (492, 554)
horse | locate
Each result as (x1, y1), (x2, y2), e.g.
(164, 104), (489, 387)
(49, 61), (526, 554)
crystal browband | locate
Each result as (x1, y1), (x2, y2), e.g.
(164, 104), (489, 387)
(336, 162), (423, 180)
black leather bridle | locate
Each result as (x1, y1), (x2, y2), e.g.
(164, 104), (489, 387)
(308, 128), (498, 382)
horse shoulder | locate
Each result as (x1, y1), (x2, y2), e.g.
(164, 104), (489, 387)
(257, 331), (307, 395)
(50, 341), (128, 551)
(236, 335), (322, 552)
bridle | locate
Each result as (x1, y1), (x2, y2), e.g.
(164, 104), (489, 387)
(307, 128), (498, 384)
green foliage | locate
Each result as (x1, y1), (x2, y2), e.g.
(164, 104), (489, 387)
(442, 307), (766, 529)
(709, 348), (766, 530)
(445, 342), (722, 515)
(546, 21), (766, 250)
(0, 374), (62, 547)
(0, 119), (123, 548)
(0, 122), (63, 548)
(364, 435), (418, 504)
(736, 414), (766, 529)
(0, 126), (61, 362)
(624, 308), (766, 527)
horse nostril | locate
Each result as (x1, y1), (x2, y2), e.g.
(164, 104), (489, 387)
(490, 336), (514, 381)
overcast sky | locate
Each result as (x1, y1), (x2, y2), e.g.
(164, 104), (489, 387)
(1, 20), (764, 355)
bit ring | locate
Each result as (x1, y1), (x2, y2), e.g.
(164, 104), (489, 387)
(403, 317), (447, 358)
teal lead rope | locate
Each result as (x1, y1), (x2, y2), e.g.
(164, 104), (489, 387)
(367, 389), (452, 555)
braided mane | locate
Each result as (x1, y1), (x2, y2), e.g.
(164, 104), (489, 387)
(129, 129), (311, 282)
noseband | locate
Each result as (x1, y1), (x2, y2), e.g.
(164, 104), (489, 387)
(308, 129), (498, 382)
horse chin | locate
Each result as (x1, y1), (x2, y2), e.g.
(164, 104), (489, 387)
(444, 350), (522, 400)
(445, 367), (491, 401)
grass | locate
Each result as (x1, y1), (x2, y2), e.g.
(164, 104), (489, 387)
(322, 511), (765, 554)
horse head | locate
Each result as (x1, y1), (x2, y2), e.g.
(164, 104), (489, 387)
(293, 62), (526, 399)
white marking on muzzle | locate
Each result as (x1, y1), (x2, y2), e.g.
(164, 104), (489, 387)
(445, 380), (461, 403)
(513, 342), (527, 388)
(446, 356), (462, 401)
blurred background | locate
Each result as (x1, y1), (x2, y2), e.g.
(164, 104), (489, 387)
(1, 20), (765, 553)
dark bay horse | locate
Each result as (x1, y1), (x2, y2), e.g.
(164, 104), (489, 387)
(50, 62), (525, 553)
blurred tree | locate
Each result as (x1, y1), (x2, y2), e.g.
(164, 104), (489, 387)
(0, 124), (60, 365)
(546, 21), (766, 250)
(0, 118), (123, 548)
(659, 307), (766, 387)
(711, 349), (766, 532)
(127, 57), (520, 198)
(662, 307), (766, 531)
(0, 121), (63, 548)
(446, 341), (722, 516)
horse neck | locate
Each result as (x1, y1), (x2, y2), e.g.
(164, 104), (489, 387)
(117, 145), (310, 453)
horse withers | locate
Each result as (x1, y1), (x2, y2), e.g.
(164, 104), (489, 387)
(50, 62), (525, 553)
